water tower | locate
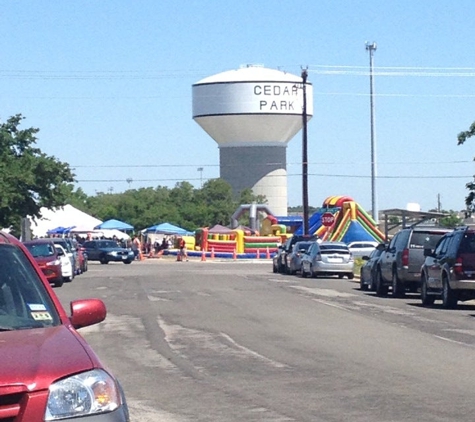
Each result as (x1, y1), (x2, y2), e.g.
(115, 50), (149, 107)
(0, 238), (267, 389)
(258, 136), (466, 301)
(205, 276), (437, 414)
(192, 65), (313, 216)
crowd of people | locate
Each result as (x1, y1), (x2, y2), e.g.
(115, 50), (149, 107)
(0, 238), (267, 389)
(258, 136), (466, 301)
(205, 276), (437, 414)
(45, 232), (181, 261)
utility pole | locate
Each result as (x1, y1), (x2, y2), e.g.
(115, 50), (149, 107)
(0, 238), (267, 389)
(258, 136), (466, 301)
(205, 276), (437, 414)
(366, 41), (378, 223)
(301, 68), (309, 235)
(197, 167), (204, 188)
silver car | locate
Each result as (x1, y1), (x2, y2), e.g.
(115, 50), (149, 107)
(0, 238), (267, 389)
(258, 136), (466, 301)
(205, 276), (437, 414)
(301, 241), (354, 279)
(285, 241), (315, 275)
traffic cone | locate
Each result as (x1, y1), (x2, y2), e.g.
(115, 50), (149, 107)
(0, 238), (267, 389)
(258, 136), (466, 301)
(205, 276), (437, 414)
(139, 250), (145, 261)
(176, 251), (182, 262)
(211, 247), (215, 260)
(256, 248), (260, 259)
(233, 248), (237, 260)
(266, 246), (270, 259)
(201, 249), (206, 262)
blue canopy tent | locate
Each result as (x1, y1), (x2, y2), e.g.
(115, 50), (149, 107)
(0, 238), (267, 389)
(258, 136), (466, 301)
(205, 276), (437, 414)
(143, 222), (193, 236)
(47, 226), (76, 235)
(94, 219), (134, 231)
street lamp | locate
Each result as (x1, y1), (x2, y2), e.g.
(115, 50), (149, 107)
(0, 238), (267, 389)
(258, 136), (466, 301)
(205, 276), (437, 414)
(366, 41), (378, 223)
(197, 167), (204, 188)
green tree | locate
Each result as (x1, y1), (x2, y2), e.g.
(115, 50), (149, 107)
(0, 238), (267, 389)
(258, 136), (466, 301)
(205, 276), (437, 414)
(0, 115), (75, 231)
(428, 208), (463, 229)
(457, 123), (475, 212)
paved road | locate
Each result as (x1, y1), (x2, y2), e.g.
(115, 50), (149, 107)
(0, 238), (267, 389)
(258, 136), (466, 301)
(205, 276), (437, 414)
(56, 259), (475, 421)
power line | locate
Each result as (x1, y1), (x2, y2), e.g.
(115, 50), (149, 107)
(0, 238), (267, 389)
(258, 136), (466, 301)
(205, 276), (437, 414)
(75, 173), (474, 183)
(72, 159), (474, 169)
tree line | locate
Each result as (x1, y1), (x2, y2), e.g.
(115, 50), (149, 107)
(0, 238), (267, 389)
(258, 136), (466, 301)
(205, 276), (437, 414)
(0, 114), (472, 236)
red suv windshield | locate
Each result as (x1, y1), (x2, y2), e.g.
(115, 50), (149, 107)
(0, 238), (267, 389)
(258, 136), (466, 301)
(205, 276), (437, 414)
(0, 244), (60, 330)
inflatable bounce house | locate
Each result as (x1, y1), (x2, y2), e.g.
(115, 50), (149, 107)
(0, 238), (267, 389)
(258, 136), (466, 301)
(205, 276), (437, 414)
(188, 196), (384, 260)
(194, 224), (281, 259)
(292, 195), (385, 243)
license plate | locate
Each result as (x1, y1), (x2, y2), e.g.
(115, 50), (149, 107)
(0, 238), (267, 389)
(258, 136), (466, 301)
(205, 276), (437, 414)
(122, 255), (127, 259)
(328, 257), (343, 263)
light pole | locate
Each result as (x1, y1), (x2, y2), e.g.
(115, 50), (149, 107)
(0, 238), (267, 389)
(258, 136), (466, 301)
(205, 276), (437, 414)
(366, 41), (378, 223)
(197, 167), (204, 188)
(301, 68), (309, 235)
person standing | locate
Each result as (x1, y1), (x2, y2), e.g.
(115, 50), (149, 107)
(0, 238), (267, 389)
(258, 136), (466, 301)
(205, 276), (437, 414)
(132, 236), (141, 260)
(179, 237), (188, 261)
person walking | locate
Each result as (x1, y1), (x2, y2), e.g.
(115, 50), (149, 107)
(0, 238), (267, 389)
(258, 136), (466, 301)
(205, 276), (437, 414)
(179, 237), (188, 261)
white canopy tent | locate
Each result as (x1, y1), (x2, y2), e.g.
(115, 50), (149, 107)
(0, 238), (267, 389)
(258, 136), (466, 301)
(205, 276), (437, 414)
(71, 228), (130, 241)
(29, 204), (103, 238)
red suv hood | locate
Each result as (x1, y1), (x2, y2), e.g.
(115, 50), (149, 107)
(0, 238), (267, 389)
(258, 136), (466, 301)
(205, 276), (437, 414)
(0, 325), (94, 393)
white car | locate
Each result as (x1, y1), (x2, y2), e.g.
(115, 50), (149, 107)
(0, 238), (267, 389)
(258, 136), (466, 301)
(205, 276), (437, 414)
(347, 241), (379, 259)
(54, 244), (74, 282)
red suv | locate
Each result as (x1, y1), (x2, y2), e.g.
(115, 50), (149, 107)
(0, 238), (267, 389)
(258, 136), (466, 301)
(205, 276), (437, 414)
(0, 232), (130, 421)
(23, 239), (64, 288)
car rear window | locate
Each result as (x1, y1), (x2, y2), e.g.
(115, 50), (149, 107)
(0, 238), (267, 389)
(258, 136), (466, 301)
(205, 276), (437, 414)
(25, 243), (55, 257)
(320, 244), (350, 254)
(410, 231), (447, 249)
(294, 242), (313, 252)
(0, 244), (60, 329)
(459, 232), (475, 254)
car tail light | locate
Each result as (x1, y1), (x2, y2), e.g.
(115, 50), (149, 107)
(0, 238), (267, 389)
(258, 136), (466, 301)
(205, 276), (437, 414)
(315, 252), (322, 261)
(402, 248), (409, 267)
(454, 257), (463, 275)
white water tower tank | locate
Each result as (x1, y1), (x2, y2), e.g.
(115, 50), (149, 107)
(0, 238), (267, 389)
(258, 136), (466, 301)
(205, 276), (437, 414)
(192, 65), (313, 216)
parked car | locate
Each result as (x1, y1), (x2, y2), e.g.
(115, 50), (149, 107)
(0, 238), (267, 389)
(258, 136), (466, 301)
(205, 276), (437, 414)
(23, 239), (64, 288)
(301, 241), (354, 279)
(285, 240), (315, 275)
(421, 226), (475, 308)
(0, 231), (130, 421)
(48, 237), (77, 278)
(54, 244), (74, 282)
(274, 235), (317, 274)
(83, 239), (135, 264)
(347, 241), (379, 259)
(359, 243), (386, 291)
(375, 226), (451, 297)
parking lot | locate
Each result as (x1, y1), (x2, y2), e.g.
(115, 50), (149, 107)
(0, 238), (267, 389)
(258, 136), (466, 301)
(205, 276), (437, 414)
(56, 259), (475, 421)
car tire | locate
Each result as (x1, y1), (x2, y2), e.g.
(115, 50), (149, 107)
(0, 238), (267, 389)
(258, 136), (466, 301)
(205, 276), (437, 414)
(368, 272), (376, 291)
(54, 277), (64, 288)
(392, 270), (405, 298)
(123, 260), (132, 264)
(301, 266), (308, 278)
(100, 255), (108, 265)
(360, 277), (368, 291)
(442, 277), (457, 309)
(83, 260), (88, 272)
(273, 263), (278, 273)
(347, 273), (354, 280)
(376, 268), (388, 296)
(421, 274), (435, 306)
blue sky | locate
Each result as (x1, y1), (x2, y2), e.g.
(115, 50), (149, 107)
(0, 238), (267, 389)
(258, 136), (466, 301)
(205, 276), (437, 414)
(2, 1), (475, 214)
